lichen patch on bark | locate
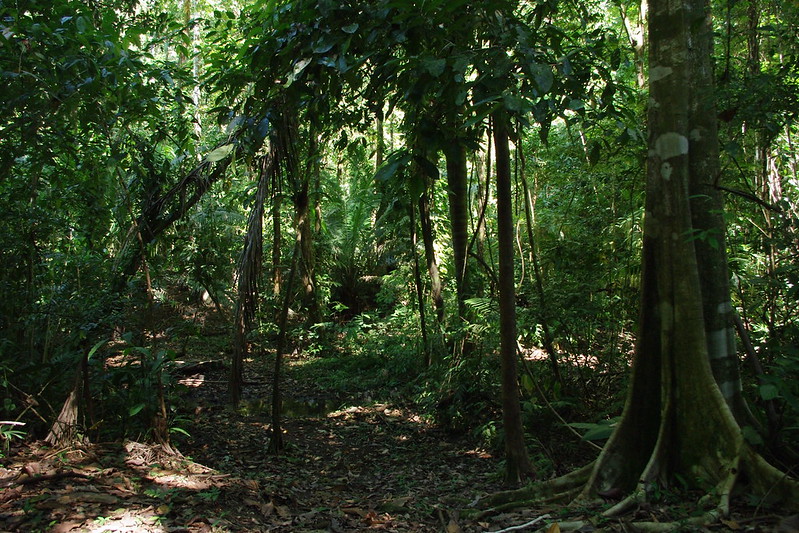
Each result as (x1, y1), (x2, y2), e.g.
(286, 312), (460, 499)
(655, 132), (689, 159)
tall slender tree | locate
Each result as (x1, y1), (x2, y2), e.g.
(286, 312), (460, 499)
(494, 111), (534, 483)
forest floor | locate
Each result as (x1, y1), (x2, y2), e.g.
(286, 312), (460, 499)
(0, 306), (789, 532)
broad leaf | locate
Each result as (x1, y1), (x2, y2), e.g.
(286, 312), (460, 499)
(205, 144), (234, 162)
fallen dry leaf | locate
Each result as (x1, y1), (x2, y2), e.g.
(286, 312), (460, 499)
(446, 518), (462, 533)
(56, 492), (119, 505)
(721, 519), (741, 530)
(49, 520), (82, 533)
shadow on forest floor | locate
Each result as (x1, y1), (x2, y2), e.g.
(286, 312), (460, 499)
(0, 315), (513, 532)
(0, 309), (788, 532)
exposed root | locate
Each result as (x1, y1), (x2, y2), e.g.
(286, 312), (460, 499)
(612, 451), (799, 532)
(468, 462), (594, 518)
(603, 487), (647, 517)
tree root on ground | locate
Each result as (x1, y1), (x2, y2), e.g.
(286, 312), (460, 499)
(466, 462), (594, 519)
(469, 445), (799, 530)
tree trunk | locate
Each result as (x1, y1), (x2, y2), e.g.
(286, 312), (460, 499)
(475, 127), (491, 268)
(493, 111), (534, 484)
(520, 157), (563, 388)
(272, 166), (283, 297)
(445, 137), (470, 322)
(46, 370), (83, 449)
(230, 152), (273, 406)
(375, 106), (385, 171)
(296, 132), (319, 324)
(409, 199), (430, 366)
(616, 0), (648, 89)
(418, 187), (445, 325)
(686, 0), (753, 427)
(575, 0), (799, 514)
(269, 240), (300, 455)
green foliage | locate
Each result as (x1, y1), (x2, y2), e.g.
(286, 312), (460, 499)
(0, 421), (26, 454)
(757, 345), (799, 442)
(567, 417), (620, 442)
(0, 0), (795, 480)
(93, 338), (183, 441)
(427, 353), (501, 438)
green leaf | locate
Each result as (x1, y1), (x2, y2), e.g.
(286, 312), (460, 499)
(581, 425), (614, 441)
(588, 141), (601, 166)
(568, 417), (619, 441)
(567, 99), (584, 111)
(503, 93), (524, 113)
(129, 403), (146, 416)
(342, 23), (359, 34)
(76, 16), (89, 34)
(285, 57), (312, 86)
(413, 155), (439, 180)
(205, 144), (234, 162)
(521, 373), (534, 394)
(312, 36), (335, 54)
(528, 63), (554, 94)
(422, 58), (446, 78)
(375, 151), (411, 183)
(87, 339), (107, 360)
(759, 383), (779, 401)
(408, 173), (425, 200)
(741, 425), (764, 446)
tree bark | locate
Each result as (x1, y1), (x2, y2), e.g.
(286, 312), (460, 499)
(574, 0), (799, 512)
(686, 0), (753, 427)
(409, 199), (430, 366)
(296, 132), (319, 324)
(493, 111), (534, 484)
(445, 137), (470, 322)
(270, 240), (300, 454)
(418, 187), (445, 325)
(272, 164), (283, 297)
(230, 151), (273, 406)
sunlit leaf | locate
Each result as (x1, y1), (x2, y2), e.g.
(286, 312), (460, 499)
(205, 144), (234, 162)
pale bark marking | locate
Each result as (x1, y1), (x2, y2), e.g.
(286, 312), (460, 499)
(718, 379), (738, 401)
(707, 329), (729, 359)
(661, 161), (674, 180)
(650, 65), (673, 82)
(654, 132), (689, 159)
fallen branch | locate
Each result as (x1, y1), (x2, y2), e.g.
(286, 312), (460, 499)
(488, 514), (550, 533)
(2, 470), (90, 488)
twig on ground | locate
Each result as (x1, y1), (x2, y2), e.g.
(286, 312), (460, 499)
(489, 514), (551, 533)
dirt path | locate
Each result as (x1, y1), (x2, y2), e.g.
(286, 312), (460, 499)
(174, 356), (509, 531)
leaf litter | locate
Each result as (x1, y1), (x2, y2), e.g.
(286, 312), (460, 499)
(0, 317), (788, 532)
(0, 347), (515, 532)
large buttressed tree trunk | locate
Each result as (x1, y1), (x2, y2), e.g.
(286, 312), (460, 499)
(574, 0), (799, 515)
(685, 0), (753, 427)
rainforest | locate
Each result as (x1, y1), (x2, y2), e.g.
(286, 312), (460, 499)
(1, 0), (798, 531)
